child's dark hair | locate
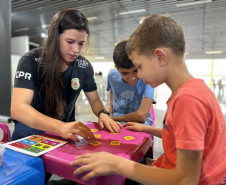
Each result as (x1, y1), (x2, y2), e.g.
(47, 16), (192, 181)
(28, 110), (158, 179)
(127, 14), (185, 57)
(113, 40), (134, 69)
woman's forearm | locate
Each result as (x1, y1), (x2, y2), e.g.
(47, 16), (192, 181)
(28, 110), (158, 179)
(11, 103), (63, 133)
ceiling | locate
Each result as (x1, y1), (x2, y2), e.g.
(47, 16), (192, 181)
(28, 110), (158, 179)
(11, 0), (226, 62)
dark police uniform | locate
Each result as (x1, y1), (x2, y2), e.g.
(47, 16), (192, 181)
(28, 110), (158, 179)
(12, 48), (97, 140)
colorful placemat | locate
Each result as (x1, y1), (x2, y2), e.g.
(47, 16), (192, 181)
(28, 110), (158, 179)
(4, 135), (67, 157)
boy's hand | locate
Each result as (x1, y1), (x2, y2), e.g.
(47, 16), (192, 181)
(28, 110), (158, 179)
(98, 113), (122, 133)
(123, 122), (146, 132)
(71, 152), (122, 181)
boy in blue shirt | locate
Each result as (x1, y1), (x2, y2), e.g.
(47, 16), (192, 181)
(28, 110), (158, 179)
(107, 40), (155, 126)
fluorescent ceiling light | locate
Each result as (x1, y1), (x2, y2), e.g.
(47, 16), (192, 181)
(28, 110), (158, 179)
(94, 56), (105, 60)
(41, 33), (47, 38)
(176, 0), (212, 7)
(87, 16), (98, 21)
(14, 27), (29, 32)
(29, 41), (40, 47)
(42, 24), (49, 28)
(119, 9), (146, 15)
(205, 50), (223, 54)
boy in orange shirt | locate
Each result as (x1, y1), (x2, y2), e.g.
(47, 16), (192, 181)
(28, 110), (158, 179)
(71, 14), (226, 185)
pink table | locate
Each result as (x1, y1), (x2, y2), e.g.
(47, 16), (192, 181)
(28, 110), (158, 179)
(41, 121), (152, 185)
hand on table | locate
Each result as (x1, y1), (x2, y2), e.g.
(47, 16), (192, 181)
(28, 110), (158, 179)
(98, 113), (122, 133)
(57, 121), (95, 142)
(71, 152), (122, 181)
(123, 122), (147, 132)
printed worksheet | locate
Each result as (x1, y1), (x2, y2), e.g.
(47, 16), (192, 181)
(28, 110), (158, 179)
(4, 135), (67, 157)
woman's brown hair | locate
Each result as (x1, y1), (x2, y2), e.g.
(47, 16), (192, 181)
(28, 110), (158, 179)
(39, 8), (89, 120)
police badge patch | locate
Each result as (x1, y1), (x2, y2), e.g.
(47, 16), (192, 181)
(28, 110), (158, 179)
(71, 78), (80, 90)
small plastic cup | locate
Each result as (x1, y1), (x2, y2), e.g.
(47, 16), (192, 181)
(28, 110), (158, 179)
(0, 143), (5, 166)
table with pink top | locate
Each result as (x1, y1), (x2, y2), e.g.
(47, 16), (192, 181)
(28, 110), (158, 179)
(41, 121), (152, 185)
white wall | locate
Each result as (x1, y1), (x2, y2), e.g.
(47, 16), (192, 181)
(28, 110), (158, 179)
(91, 61), (114, 77)
(11, 36), (29, 56)
(10, 56), (226, 111)
(90, 59), (225, 111)
(11, 55), (21, 86)
(155, 58), (226, 110)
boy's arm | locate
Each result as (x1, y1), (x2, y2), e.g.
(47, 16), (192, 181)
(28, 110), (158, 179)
(72, 149), (202, 185)
(118, 149), (202, 185)
(85, 90), (122, 133)
(112, 97), (153, 123)
(144, 125), (162, 138)
(124, 122), (162, 138)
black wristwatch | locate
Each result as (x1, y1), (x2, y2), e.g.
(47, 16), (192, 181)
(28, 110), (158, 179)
(98, 110), (110, 118)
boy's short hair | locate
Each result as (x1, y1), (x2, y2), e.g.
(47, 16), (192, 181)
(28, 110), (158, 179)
(113, 40), (134, 69)
(126, 14), (185, 57)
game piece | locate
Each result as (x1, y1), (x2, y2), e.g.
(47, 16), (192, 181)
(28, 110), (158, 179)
(89, 141), (101, 146)
(110, 141), (121, 145)
(94, 134), (101, 138)
(74, 136), (89, 147)
(124, 136), (135, 140)
(90, 129), (98, 132)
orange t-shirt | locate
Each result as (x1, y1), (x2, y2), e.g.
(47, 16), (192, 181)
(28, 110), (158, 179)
(152, 78), (226, 185)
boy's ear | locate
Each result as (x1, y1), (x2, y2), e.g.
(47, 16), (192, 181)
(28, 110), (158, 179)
(154, 48), (167, 66)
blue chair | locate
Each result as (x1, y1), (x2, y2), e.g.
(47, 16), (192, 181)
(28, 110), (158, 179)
(0, 148), (45, 185)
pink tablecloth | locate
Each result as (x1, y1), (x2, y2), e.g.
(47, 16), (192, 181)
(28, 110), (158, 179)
(41, 121), (151, 185)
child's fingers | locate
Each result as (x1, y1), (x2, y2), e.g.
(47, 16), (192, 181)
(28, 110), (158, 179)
(71, 155), (90, 167)
(82, 171), (96, 181)
(125, 126), (135, 130)
(105, 124), (114, 133)
(116, 121), (123, 128)
(76, 153), (91, 160)
(123, 123), (130, 127)
(73, 164), (90, 175)
(73, 163), (100, 181)
(124, 122), (134, 127)
(110, 123), (121, 133)
(98, 120), (104, 130)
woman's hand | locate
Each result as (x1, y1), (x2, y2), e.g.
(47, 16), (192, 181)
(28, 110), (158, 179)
(57, 121), (95, 142)
(98, 113), (122, 133)
(71, 152), (122, 181)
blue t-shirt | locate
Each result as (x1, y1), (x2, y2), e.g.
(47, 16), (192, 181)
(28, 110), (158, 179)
(107, 69), (155, 125)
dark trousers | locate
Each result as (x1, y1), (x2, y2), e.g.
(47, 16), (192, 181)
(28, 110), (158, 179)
(12, 122), (43, 140)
